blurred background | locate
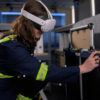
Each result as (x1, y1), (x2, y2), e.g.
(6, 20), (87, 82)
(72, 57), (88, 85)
(0, 0), (100, 52)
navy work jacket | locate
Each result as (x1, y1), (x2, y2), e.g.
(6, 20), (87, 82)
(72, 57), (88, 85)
(0, 39), (80, 100)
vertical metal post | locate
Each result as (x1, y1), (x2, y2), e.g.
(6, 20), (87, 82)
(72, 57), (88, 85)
(79, 52), (83, 100)
(90, 0), (96, 16)
(90, 25), (95, 49)
(71, 5), (75, 24)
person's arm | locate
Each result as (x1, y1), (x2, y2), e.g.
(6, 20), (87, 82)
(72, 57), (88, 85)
(0, 42), (99, 83)
(80, 51), (100, 74)
(0, 42), (80, 83)
(0, 42), (40, 80)
(46, 64), (80, 83)
(46, 51), (100, 82)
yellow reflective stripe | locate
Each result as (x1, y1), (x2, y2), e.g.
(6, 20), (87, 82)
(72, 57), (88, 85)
(36, 63), (48, 81)
(0, 35), (16, 43)
(16, 94), (32, 100)
(0, 73), (14, 78)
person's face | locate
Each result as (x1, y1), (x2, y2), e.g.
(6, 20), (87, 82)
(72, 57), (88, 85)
(32, 28), (43, 41)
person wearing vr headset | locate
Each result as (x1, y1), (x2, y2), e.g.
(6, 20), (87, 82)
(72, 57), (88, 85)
(0, 0), (100, 100)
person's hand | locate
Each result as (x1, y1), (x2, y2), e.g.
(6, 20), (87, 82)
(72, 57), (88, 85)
(80, 51), (100, 74)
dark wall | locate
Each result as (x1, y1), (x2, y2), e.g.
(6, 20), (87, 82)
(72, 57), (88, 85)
(94, 33), (100, 50)
(95, 0), (100, 15)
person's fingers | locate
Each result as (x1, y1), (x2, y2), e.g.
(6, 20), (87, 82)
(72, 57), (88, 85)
(94, 55), (99, 60)
(94, 63), (99, 67)
(89, 51), (98, 58)
(94, 54), (100, 65)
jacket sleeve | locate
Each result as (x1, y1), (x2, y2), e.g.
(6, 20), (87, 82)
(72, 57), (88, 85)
(0, 42), (80, 83)
(46, 64), (80, 83)
(0, 43), (41, 80)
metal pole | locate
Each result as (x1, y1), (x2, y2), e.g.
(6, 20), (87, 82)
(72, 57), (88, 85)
(90, 0), (95, 16)
(79, 52), (83, 100)
(71, 5), (75, 24)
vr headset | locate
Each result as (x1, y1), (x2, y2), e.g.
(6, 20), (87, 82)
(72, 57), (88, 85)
(21, 0), (56, 32)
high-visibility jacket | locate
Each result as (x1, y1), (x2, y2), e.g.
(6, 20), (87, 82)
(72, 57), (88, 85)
(0, 35), (80, 100)
(0, 35), (48, 100)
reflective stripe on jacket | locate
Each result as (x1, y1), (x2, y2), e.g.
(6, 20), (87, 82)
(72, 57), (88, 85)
(36, 62), (48, 81)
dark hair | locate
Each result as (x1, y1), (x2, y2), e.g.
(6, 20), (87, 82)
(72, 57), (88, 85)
(11, 0), (47, 49)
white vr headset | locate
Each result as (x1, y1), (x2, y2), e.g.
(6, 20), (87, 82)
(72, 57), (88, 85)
(21, 0), (56, 32)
